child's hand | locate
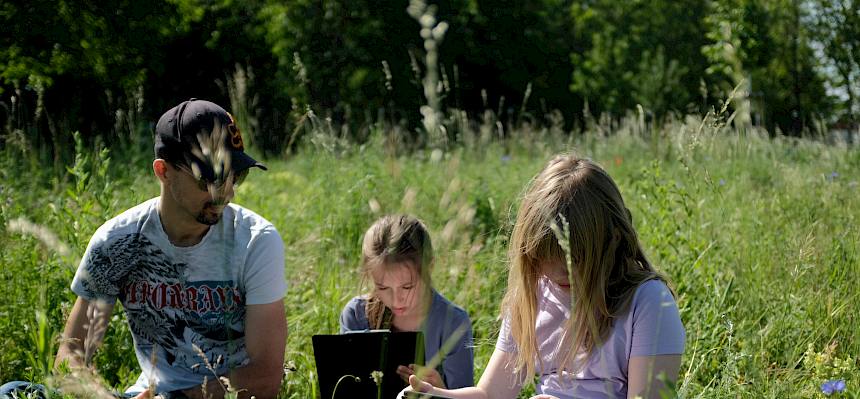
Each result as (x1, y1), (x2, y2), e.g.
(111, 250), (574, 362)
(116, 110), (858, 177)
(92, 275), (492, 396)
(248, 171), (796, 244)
(396, 364), (416, 383)
(397, 363), (445, 388)
(408, 374), (434, 393)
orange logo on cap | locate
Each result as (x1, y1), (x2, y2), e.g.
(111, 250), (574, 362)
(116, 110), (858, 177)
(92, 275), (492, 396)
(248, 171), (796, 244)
(226, 112), (244, 150)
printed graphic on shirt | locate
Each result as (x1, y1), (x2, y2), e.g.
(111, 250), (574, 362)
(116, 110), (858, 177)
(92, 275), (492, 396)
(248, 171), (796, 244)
(80, 233), (245, 367)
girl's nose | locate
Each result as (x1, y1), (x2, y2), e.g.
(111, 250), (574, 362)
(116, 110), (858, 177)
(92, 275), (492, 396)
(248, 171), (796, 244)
(394, 289), (409, 306)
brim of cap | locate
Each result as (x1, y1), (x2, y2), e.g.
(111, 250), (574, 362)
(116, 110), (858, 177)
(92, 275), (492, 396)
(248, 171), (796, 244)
(231, 150), (268, 172)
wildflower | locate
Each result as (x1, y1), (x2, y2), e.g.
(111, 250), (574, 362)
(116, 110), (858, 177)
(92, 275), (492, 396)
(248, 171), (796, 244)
(371, 370), (384, 386)
(718, 179), (726, 186)
(283, 360), (296, 375)
(821, 379), (846, 395)
(501, 154), (512, 163)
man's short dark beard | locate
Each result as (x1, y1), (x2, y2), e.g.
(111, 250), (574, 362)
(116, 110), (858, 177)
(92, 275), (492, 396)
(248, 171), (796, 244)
(196, 202), (223, 225)
(196, 213), (220, 225)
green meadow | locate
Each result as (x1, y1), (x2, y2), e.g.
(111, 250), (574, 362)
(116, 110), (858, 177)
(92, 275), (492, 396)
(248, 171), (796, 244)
(1, 114), (858, 398)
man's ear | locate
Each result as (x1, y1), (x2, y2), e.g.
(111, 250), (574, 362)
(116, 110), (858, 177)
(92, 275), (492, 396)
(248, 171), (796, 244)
(153, 159), (169, 183)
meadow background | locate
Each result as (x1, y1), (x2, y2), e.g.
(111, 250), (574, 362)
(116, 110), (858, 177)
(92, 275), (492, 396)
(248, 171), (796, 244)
(2, 0), (860, 398)
(1, 112), (859, 398)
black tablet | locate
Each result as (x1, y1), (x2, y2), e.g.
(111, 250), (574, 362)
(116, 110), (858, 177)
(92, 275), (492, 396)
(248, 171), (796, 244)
(313, 330), (425, 399)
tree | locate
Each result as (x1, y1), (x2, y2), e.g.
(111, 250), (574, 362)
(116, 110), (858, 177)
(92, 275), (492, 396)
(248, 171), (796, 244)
(260, 0), (421, 126)
(0, 0), (178, 166)
(569, 0), (711, 120)
(438, 0), (580, 126)
(702, 0), (774, 127)
(758, 0), (832, 134)
(808, 0), (860, 127)
(702, 0), (832, 134)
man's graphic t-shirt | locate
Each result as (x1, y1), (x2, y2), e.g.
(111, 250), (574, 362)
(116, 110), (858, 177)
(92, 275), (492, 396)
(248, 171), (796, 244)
(71, 198), (286, 394)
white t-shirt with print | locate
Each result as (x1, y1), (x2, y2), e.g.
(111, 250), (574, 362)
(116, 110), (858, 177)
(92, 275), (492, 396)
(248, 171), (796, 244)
(71, 197), (287, 395)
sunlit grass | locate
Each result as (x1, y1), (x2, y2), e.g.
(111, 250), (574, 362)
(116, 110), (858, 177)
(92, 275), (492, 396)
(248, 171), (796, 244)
(1, 115), (858, 398)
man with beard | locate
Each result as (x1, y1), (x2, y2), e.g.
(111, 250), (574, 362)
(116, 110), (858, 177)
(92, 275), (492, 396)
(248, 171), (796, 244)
(54, 99), (287, 399)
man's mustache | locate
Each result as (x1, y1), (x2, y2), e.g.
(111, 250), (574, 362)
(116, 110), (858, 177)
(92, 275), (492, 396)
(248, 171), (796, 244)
(206, 199), (229, 207)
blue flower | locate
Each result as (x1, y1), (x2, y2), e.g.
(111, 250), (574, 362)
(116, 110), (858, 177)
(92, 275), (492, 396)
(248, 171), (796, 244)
(834, 380), (846, 392)
(821, 379), (846, 395)
(501, 154), (512, 163)
(718, 179), (726, 186)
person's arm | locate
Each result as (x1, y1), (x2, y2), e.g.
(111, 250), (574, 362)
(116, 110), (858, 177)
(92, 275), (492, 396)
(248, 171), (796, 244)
(228, 300), (287, 398)
(626, 355), (681, 399)
(625, 281), (685, 399)
(339, 297), (369, 333)
(338, 304), (353, 334)
(404, 347), (522, 399)
(181, 300), (287, 399)
(55, 297), (115, 369)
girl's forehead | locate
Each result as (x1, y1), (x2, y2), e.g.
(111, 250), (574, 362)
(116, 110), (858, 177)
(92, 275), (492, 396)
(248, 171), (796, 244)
(371, 262), (417, 283)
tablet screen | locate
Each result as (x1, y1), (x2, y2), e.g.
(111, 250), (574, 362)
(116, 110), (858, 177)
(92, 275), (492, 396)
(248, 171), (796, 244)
(313, 331), (425, 399)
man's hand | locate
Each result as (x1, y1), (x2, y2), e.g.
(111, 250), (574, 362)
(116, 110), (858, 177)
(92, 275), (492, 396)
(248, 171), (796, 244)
(181, 377), (229, 399)
(397, 364), (445, 388)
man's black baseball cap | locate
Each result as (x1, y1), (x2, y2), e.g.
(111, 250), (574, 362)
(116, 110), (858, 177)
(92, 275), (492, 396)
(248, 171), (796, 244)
(155, 99), (267, 182)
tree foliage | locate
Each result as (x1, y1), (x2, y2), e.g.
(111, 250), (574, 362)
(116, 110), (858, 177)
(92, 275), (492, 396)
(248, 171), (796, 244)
(809, 0), (860, 124)
(0, 0), (849, 164)
(570, 0), (711, 119)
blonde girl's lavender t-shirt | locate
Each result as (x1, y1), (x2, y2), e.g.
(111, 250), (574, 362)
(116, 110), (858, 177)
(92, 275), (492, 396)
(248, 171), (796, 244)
(496, 278), (685, 399)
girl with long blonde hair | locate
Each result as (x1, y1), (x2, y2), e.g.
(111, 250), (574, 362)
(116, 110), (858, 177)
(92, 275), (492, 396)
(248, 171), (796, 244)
(403, 155), (685, 399)
(340, 214), (475, 389)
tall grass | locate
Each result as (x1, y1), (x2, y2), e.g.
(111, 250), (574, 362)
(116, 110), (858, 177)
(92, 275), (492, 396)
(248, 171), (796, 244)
(2, 108), (858, 397)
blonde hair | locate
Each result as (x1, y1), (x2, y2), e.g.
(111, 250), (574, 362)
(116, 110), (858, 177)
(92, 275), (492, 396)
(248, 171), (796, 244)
(501, 154), (665, 379)
(361, 214), (434, 329)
